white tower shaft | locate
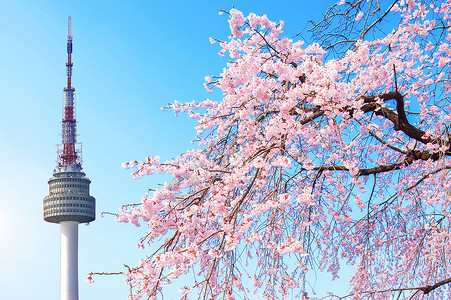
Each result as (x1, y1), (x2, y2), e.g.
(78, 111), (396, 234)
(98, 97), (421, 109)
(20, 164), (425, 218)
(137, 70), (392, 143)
(60, 221), (79, 300)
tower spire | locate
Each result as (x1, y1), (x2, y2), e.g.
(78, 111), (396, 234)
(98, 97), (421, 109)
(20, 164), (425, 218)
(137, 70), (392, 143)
(67, 16), (73, 89)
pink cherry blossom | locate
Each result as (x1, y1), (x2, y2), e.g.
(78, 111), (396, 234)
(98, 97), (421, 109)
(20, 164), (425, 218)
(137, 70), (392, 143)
(110, 2), (451, 299)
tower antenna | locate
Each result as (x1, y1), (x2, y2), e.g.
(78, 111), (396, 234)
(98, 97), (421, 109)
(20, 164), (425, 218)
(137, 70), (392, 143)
(68, 16), (72, 39)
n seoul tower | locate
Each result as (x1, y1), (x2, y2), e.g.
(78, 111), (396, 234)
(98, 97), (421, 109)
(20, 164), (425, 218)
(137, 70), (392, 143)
(43, 16), (96, 300)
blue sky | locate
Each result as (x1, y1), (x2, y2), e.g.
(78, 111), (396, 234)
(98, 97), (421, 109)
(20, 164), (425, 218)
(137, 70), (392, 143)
(0, 0), (347, 299)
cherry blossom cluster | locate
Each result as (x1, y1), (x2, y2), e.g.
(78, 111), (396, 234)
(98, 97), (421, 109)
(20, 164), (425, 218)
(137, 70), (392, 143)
(115, 1), (451, 299)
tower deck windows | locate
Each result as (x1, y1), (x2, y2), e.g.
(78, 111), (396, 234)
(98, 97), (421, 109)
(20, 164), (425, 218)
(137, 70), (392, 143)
(44, 171), (95, 223)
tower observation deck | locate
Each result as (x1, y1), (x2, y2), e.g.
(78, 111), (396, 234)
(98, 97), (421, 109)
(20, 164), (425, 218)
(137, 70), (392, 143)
(43, 17), (95, 300)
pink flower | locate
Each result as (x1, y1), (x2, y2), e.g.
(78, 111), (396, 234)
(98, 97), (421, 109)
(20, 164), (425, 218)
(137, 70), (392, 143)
(86, 275), (94, 283)
(355, 11), (364, 21)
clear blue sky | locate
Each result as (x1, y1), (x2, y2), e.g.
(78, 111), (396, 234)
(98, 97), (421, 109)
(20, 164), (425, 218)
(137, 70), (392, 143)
(0, 1), (345, 299)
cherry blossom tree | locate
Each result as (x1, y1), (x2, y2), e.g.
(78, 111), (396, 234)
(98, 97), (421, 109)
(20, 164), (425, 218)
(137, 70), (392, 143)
(98, 1), (451, 299)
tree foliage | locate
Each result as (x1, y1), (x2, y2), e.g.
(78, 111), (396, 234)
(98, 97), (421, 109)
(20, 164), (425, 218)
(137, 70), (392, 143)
(110, 1), (451, 299)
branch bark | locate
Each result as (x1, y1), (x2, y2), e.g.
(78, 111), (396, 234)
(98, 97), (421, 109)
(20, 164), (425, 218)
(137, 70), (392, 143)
(337, 277), (451, 299)
(420, 277), (451, 295)
(361, 91), (431, 144)
(310, 149), (445, 176)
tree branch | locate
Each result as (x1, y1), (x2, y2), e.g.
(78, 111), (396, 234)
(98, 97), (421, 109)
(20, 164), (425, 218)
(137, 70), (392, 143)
(361, 91), (430, 144)
(309, 149), (446, 177)
(337, 277), (451, 299)
(421, 277), (451, 294)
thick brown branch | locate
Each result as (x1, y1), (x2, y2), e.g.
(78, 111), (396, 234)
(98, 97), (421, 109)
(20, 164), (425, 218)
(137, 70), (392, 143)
(291, 91), (433, 145)
(310, 149), (444, 176)
(362, 91), (430, 144)
(312, 162), (403, 176)
(420, 277), (451, 294)
(336, 277), (451, 299)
